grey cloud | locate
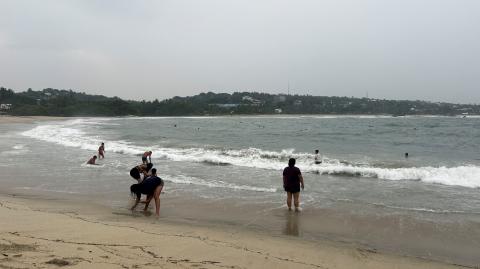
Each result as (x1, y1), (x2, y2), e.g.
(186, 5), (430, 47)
(1, 0), (479, 103)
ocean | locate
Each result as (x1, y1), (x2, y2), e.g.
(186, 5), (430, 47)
(1, 115), (479, 266)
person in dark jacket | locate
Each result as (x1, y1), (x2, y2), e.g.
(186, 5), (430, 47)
(283, 158), (304, 212)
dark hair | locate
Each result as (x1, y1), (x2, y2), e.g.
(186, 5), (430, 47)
(130, 184), (141, 200)
(288, 158), (295, 167)
(146, 163), (153, 171)
(151, 168), (157, 174)
(93, 155), (97, 159)
(315, 150), (319, 154)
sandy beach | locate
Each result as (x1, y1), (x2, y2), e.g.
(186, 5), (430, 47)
(0, 194), (467, 269)
(0, 115), (68, 124)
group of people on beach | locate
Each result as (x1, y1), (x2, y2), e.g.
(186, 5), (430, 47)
(86, 145), (164, 216)
(84, 142), (315, 216)
(128, 151), (164, 216)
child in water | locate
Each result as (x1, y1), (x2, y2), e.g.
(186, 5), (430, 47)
(86, 155), (97, 165)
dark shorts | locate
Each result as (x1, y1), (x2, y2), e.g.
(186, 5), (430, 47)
(141, 177), (164, 195)
(284, 185), (300, 194)
(130, 168), (140, 180)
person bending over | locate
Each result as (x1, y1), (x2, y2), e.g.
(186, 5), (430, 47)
(130, 168), (164, 216)
(283, 158), (304, 212)
(129, 163), (153, 183)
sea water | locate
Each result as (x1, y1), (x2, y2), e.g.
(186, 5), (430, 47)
(1, 116), (480, 265)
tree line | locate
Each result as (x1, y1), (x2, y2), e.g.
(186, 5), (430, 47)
(1, 87), (478, 116)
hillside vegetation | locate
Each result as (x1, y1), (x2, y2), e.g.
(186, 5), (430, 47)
(1, 87), (478, 116)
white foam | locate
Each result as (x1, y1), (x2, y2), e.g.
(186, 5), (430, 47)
(371, 203), (479, 214)
(13, 144), (26, 150)
(162, 174), (277, 193)
(308, 164), (480, 188)
(0, 144), (30, 156)
(22, 122), (144, 155)
(80, 163), (106, 168)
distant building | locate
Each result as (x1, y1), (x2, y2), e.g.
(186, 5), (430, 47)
(0, 104), (12, 110)
(273, 95), (286, 103)
(242, 95), (263, 106)
(294, 100), (302, 106)
(214, 104), (239, 108)
(242, 96), (255, 102)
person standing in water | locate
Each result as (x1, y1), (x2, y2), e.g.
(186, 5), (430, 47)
(130, 168), (164, 216)
(98, 142), (105, 159)
(142, 151), (152, 164)
(314, 149), (322, 164)
(283, 158), (304, 212)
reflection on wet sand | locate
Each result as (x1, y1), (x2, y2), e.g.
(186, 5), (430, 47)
(283, 211), (301, 236)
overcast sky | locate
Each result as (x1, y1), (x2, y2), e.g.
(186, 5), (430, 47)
(1, 0), (479, 103)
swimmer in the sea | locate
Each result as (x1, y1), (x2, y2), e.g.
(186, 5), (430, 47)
(314, 149), (322, 164)
(142, 151), (152, 164)
(86, 155), (97, 165)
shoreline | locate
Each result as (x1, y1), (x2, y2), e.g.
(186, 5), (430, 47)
(0, 114), (477, 124)
(0, 193), (468, 269)
(0, 115), (68, 124)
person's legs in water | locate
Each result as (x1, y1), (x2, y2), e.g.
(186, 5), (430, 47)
(144, 194), (153, 211)
(293, 192), (301, 212)
(143, 186), (163, 216)
(153, 185), (163, 216)
(287, 192), (293, 210)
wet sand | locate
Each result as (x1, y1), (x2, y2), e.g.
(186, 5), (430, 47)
(0, 194), (468, 269)
(0, 115), (68, 124)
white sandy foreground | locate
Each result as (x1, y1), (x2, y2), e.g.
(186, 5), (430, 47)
(0, 195), (464, 269)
